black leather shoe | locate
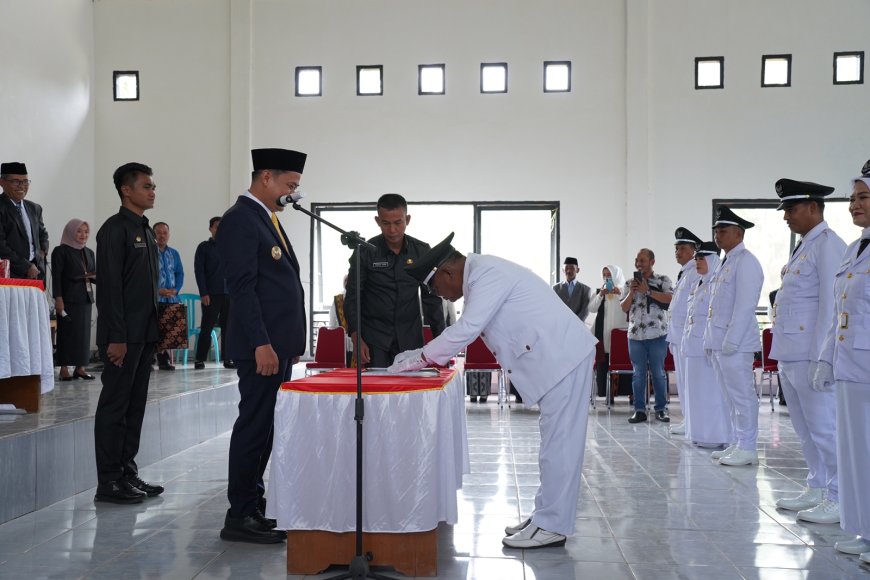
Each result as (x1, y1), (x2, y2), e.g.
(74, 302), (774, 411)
(194, 361), (205, 370)
(479, 396), (488, 403)
(628, 411), (648, 424)
(95, 479), (146, 504)
(655, 410), (670, 423)
(469, 396), (477, 403)
(255, 508), (278, 530)
(158, 364), (175, 371)
(126, 475), (164, 496)
(74, 371), (95, 380)
(220, 510), (285, 544)
(223, 360), (236, 369)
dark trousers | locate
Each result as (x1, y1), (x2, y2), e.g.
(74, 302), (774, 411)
(94, 342), (155, 484)
(596, 354), (610, 397)
(227, 358), (291, 517)
(367, 339), (401, 368)
(195, 294), (229, 363)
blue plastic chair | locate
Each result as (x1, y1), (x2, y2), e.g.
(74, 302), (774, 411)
(178, 293), (220, 365)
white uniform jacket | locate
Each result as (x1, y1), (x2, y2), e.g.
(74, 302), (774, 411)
(820, 229), (870, 382)
(703, 242), (764, 352)
(666, 262), (700, 345)
(423, 253), (598, 406)
(683, 278), (713, 357)
(770, 221), (846, 362)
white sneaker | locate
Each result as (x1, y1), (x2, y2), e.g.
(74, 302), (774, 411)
(711, 444), (737, 460)
(504, 517), (531, 536)
(796, 498), (840, 524)
(835, 537), (870, 555)
(502, 524), (566, 549)
(776, 488), (825, 511)
(718, 448), (759, 466)
(669, 422), (685, 435)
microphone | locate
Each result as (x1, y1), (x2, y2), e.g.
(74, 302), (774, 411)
(277, 191), (305, 207)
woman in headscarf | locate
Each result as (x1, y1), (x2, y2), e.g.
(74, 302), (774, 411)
(825, 160), (870, 561)
(683, 242), (734, 449)
(588, 264), (628, 398)
(51, 219), (96, 381)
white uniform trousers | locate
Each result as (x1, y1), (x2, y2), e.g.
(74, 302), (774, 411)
(778, 361), (838, 499)
(711, 351), (758, 451)
(671, 343), (689, 433)
(837, 380), (870, 539)
(685, 354), (734, 446)
(530, 352), (593, 536)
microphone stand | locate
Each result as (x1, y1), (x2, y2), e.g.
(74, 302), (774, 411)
(291, 202), (397, 580)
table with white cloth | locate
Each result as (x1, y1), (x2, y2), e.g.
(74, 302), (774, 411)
(268, 368), (469, 576)
(0, 279), (54, 413)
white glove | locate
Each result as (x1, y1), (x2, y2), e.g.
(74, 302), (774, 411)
(387, 348), (427, 373)
(811, 361), (835, 392)
(721, 341), (738, 356)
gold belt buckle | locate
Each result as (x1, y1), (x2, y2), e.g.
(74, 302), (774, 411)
(840, 312), (849, 329)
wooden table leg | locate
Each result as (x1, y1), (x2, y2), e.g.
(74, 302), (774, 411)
(0, 375), (40, 413)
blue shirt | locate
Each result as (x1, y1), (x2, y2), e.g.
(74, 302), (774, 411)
(157, 245), (184, 303)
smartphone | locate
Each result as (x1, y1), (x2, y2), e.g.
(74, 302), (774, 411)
(604, 278), (614, 291)
(633, 271), (642, 283)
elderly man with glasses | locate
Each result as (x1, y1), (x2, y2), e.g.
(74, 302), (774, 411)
(0, 162), (49, 280)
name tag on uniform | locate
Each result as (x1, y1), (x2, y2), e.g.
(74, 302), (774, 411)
(840, 312), (849, 329)
(134, 242), (147, 248)
(372, 261), (389, 268)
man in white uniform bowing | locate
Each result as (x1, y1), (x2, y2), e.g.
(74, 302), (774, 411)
(387, 233), (597, 549)
(770, 178), (845, 523)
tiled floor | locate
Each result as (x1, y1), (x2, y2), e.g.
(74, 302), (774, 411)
(1, 397), (869, 579)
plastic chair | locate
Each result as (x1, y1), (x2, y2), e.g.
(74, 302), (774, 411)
(759, 328), (780, 412)
(464, 337), (507, 408)
(178, 293), (220, 365)
(606, 328), (633, 409)
(305, 327), (348, 375)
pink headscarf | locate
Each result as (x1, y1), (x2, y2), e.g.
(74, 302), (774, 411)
(60, 219), (89, 250)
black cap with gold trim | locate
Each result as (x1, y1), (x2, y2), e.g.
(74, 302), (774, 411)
(713, 206), (754, 230)
(694, 241), (720, 257)
(405, 233), (456, 287)
(774, 179), (834, 210)
(674, 227), (702, 246)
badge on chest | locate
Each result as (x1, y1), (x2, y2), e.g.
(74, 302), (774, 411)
(372, 260), (389, 269)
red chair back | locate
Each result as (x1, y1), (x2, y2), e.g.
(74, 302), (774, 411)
(664, 348), (675, 372)
(608, 328), (632, 371)
(465, 336), (500, 370)
(307, 326), (347, 369)
(761, 328), (777, 371)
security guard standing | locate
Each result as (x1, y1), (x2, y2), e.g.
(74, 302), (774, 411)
(822, 161), (870, 561)
(665, 227), (702, 436)
(344, 193), (445, 368)
(704, 206), (764, 466)
(769, 179), (845, 523)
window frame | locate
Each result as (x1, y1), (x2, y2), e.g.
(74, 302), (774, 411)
(295, 66), (323, 97)
(761, 54), (792, 88)
(833, 51), (864, 85)
(694, 56), (725, 90)
(113, 70), (140, 101)
(356, 65), (384, 96)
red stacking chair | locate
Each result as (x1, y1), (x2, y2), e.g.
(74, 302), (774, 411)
(305, 327), (348, 376)
(759, 328), (780, 412)
(464, 336), (507, 408)
(607, 329), (633, 409)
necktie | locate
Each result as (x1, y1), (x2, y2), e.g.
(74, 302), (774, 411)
(567, 281), (574, 298)
(791, 240), (802, 257)
(677, 270), (683, 282)
(15, 202), (36, 259)
(270, 212), (289, 253)
(858, 238), (870, 258)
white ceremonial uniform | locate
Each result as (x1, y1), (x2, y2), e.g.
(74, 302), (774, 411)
(683, 256), (734, 447)
(666, 261), (700, 432)
(423, 254), (598, 536)
(820, 227), (870, 539)
(771, 221), (846, 500)
(704, 242), (764, 451)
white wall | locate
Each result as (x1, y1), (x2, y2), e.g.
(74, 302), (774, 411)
(93, 0), (233, 287)
(642, 0), (870, 273)
(0, 0), (95, 256)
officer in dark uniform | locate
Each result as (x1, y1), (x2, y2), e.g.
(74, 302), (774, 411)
(344, 193), (446, 368)
(217, 148), (307, 544)
(93, 162), (163, 504)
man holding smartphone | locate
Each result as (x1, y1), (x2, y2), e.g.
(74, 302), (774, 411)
(621, 248), (674, 423)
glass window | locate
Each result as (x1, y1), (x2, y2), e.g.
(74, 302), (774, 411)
(418, 64), (445, 95)
(113, 71), (139, 101)
(357, 65), (383, 96)
(480, 63), (508, 93)
(295, 66), (322, 97)
(695, 57), (724, 89)
(762, 55), (791, 87)
(544, 61), (571, 93)
(479, 207), (556, 283)
(834, 51), (864, 84)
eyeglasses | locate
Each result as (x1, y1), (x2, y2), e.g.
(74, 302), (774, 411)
(3, 179), (31, 187)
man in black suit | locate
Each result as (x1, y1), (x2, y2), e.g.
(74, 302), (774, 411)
(193, 216), (233, 369)
(553, 257), (592, 322)
(217, 148), (307, 544)
(0, 162), (49, 280)
(93, 162), (164, 504)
